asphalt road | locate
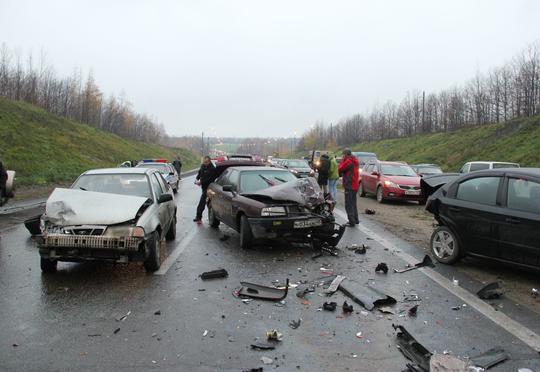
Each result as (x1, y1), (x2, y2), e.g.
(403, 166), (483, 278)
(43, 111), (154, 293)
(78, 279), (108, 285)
(1, 176), (540, 371)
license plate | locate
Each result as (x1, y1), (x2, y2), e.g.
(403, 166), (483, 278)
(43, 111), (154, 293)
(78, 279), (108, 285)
(405, 190), (420, 195)
(294, 218), (322, 229)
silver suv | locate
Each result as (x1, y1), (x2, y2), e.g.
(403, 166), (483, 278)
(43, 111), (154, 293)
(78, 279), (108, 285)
(459, 161), (520, 173)
(37, 168), (176, 273)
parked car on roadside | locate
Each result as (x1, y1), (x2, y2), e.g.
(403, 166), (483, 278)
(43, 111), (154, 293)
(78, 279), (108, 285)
(281, 159), (315, 178)
(228, 154), (255, 161)
(136, 160), (179, 193)
(37, 167), (177, 273)
(0, 161), (15, 207)
(459, 161), (520, 173)
(412, 164), (443, 177)
(206, 164), (344, 249)
(352, 151), (377, 175)
(359, 161), (423, 204)
(426, 168), (540, 269)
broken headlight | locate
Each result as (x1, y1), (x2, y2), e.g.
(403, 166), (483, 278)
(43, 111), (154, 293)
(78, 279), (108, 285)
(261, 206), (287, 217)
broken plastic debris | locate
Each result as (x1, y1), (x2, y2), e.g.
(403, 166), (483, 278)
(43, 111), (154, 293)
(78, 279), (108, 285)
(266, 329), (283, 341)
(323, 302), (337, 311)
(339, 283), (396, 311)
(365, 208), (376, 215)
(469, 347), (508, 369)
(115, 311), (131, 322)
(203, 330), (209, 337)
(113, 327), (121, 334)
(324, 275), (346, 294)
(342, 301), (354, 313)
(393, 255), (435, 273)
(408, 305), (418, 317)
(375, 262), (389, 274)
(201, 268), (229, 280)
(251, 342), (276, 350)
(430, 354), (469, 371)
(289, 319), (301, 329)
(238, 278), (289, 301)
(320, 267), (334, 274)
(477, 282), (503, 300)
(355, 332), (363, 339)
(393, 324), (431, 372)
(154, 309), (161, 315)
(261, 356), (273, 365)
(452, 278), (459, 286)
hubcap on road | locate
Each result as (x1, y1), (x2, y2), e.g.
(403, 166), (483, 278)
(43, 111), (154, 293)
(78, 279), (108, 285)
(433, 231), (455, 258)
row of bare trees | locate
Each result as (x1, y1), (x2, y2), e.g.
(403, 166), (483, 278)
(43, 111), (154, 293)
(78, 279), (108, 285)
(0, 44), (165, 143)
(298, 42), (540, 150)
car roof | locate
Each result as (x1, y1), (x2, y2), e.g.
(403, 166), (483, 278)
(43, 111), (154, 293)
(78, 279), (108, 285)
(83, 168), (154, 175)
(465, 161), (519, 165)
(414, 163), (439, 167)
(378, 161), (410, 166)
(459, 168), (540, 178)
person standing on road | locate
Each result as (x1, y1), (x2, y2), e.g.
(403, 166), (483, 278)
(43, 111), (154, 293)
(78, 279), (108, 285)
(194, 156), (216, 224)
(317, 153), (330, 193)
(172, 155), (183, 179)
(0, 159), (7, 197)
(338, 148), (359, 227)
(328, 154), (339, 202)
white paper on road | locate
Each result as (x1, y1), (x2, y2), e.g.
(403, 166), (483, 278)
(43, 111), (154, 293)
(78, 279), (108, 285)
(44, 188), (148, 226)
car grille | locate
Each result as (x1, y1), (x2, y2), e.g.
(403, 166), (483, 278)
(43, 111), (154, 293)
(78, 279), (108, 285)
(64, 227), (106, 236)
(41, 234), (141, 251)
(398, 185), (420, 191)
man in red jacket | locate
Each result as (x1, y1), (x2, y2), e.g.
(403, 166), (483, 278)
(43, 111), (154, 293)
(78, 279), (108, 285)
(338, 148), (359, 226)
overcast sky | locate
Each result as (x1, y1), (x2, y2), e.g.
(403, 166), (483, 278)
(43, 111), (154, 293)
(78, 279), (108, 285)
(1, 0), (539, 138)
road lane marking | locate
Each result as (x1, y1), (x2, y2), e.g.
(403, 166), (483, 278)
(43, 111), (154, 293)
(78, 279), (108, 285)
(154, 227), (198, 275)
(334, 208), (540, 352)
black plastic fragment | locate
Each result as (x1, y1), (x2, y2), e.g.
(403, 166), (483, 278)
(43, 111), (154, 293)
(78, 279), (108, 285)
(250, 342), (276, 350)
(342, 301), (354, 313)
(339, 284), (396, 311)
(392, 324), (431, 372)
(24, 214), (42, 235)
(365, 208), (376, 215)
(393, 255), (435, 273)
(477, 282), (503, 300)
(470, 347), (508, 369)
(323, 301), (337, 311)
(201, 269), (229, 280)
(375, 262), (389, 274)
(408, 305), (418, 317)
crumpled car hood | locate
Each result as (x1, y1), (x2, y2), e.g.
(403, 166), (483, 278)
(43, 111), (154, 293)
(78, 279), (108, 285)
(243, 177), (325, 208)
(43, 188), (149, 226)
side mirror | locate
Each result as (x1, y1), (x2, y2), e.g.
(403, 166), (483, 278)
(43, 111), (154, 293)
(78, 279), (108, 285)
(169, 172), (175, 176)
(222, 185), (235, 192)
(158, 194), (173, 203)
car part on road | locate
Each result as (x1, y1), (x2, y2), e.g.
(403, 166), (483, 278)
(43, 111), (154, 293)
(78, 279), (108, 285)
(323, 275), (346, 294)
(338, 283), (396, 311)
(375, 262), (389, 274)
(378, 306), (395, 314)
(429, 354), (470, 371)
(477, 282), (503, 300)
(288, 319), (301, 329)
(365, 208), (376, 215)
(261, 356), (273, 365)
(24, 214), (42, 235)
(408, 305), (418, 316)
(342, 301), (354, 313)
(296, 284), (315, 299)
(200, 268), (229, 280)
(393, 255), (435, 273)
(469, 347), (508, 369)
(266, 329), (283, 341)
(237, 278), (289, 301)
(250, 342), (276, 350)
(392, 324), (431, 372)
(322, 301), (337, 311)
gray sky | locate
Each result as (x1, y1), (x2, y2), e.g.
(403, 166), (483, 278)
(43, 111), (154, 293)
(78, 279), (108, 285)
(1, 0), (539, 137)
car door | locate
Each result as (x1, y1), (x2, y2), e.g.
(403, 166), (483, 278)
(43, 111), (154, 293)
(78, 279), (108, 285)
(220, 169), (240, 227)
(210, 170), (230, 220)
(363, 164), (375, 193)
(150, 173), (171, 234)
(444, 175), (504, 257)
(498, 176), (540, 267)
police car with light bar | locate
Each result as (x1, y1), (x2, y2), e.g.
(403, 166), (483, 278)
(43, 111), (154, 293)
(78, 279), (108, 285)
(135, 159), (180, 193)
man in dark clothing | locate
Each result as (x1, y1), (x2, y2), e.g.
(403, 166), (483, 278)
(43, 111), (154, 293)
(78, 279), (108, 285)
(194, 156), (216, 223)
(172, 156), (183, 179)
(316, 153), (330, 193)
(338, 148), (359, 227)
(0, 160), (8, 206)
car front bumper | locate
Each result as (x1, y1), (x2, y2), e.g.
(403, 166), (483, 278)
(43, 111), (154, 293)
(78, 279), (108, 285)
(383, 187), (422, 201)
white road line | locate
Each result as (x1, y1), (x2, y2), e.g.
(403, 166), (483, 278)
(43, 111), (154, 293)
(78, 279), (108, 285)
(154, 227), (198, 275)
(334, 208), (540, 352)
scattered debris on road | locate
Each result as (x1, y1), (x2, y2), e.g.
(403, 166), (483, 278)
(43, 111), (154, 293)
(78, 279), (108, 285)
(251, 342), (276, 351)
(154, 309), (161, 315)
(477, 282), (503, 300)
(288, 319), (302, 329)
(393, 324), (431, 372)
(365, 208), (376, 215)
(200, 268), (229, 280)
(532, 288), (539, 298)
(261, 356), (273, 365)
(408, 304), (418, 317)
(430, 354), (469, 371)
(393, 255), (435, 273)
(342, 301), (353, 313)
(339, 284), (396, 311)
(115, 311), (131, 322)
(237, 279), (289, 301)
(470, 347), (508, 370)
(323, 301), (337, 311)
(375, 262), (389, 274)
(113, 327), (121, 334)
(323, 275), (346, 294)
(266, 329), (283, 342)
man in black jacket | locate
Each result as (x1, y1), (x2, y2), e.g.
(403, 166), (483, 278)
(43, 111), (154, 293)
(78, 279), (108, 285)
(172, 155), (183, 179)
(194, 156), (216, 223)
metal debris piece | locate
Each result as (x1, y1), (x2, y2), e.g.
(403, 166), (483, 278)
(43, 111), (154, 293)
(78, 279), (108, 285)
(403, 294), (421, 302)
(470, 347), (508, 369)
(355, 244), (367, 254)
(408, 305), (418, 317)
(251, 342), (276, 350)
(289, 319), (302, 329)
(477, 282), (503, 300)
(393, 324), (431, 372)
(201, 269), (229, 280)
(323, 302), (337, 311)
(375, 262), (389, 274)
(393, 255), (435, 273)
(238, 278), (289, 301)
(451, 305), (461, 311)
(115, 311), (131, 322)
(339, 284), (396, 311)
(324, 275), (346, 294)
(342, 301), (354, 313)
(365, 209), (376, 215)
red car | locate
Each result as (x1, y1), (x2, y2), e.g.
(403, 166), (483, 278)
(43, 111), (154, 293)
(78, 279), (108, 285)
(359, 161), (423, 204)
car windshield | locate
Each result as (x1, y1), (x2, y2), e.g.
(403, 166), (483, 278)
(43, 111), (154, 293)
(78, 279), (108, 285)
(286, 160), (310, 168)
(356, 155), (377, 165)
(493, 162), (519, 169)
(381, 164), (417, 177)
(418, 166), (443, 174)
(136, 163), (169, 173)
(72, 174), (151, 198)
(240, 170), (297, 193)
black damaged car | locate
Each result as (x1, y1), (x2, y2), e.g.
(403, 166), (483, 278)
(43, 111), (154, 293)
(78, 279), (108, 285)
(206, 164), (344, 249)
(425, 168), (540, 269)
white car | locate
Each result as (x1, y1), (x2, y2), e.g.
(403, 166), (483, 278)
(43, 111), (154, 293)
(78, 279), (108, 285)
(37, 168), (176, 273)
(459, 161), (520, 173)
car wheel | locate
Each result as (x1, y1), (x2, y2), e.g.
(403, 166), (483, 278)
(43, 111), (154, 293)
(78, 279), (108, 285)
(430, 226), (460, 264)
(208, 204), (220, 228)
(239, 215), (253, 249)
(376, 186), (385, 203)
(173, 181), (179, 194)
(359, 183), (366, 197)
(165, 214), (177, 241)
(144, 231), (161, 272)
(40, 258), (57, 273)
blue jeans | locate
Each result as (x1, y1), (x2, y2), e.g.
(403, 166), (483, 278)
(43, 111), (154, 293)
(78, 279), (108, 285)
(328, 179), (338, 201)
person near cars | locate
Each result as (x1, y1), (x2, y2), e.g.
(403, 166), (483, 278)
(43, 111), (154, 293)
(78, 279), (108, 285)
(328, 154), (339, 202)
(338, 148), (359, 226)
(194, 156), (216, 224)
(317, 153), (330, 193)
(172, 155), (183, 179)
(0, 159), (7, 198)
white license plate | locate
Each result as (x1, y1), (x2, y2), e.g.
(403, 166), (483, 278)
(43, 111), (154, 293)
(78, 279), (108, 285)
(405, 190), (420, 195)
(294, 218), (323, 229)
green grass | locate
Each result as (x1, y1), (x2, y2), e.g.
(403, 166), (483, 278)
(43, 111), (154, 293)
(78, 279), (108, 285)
(295, 115), (540, 171)
(0, 97), (200, 185)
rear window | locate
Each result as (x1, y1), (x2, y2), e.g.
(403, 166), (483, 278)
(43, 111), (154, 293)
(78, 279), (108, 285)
(456, 177), (500, 205)
(240, 170), (297, 193)
(507, 178), (540, 213)
(469, 163), (490, 172)
(493, 163), (519, 169)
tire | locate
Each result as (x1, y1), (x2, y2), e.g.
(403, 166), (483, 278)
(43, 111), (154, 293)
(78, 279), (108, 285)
(144, 231), (161, 272)
(208, 204), (220, 228)
(165, 213), (177, 241)
(40, 258), (57, 273)
(430, 226), (460, 264)
(239, 215), (253, 249)
(173, 181), (179, 194)
(358, 182), (366, 197)
(376, 186), (385, 203)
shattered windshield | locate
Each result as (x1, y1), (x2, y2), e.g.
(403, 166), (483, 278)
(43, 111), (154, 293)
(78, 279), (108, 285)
(240, 170), (297, 193)
(136, 163), (169, 173)
(72, 174), (151, 198)
(381, 164), (417, 177)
